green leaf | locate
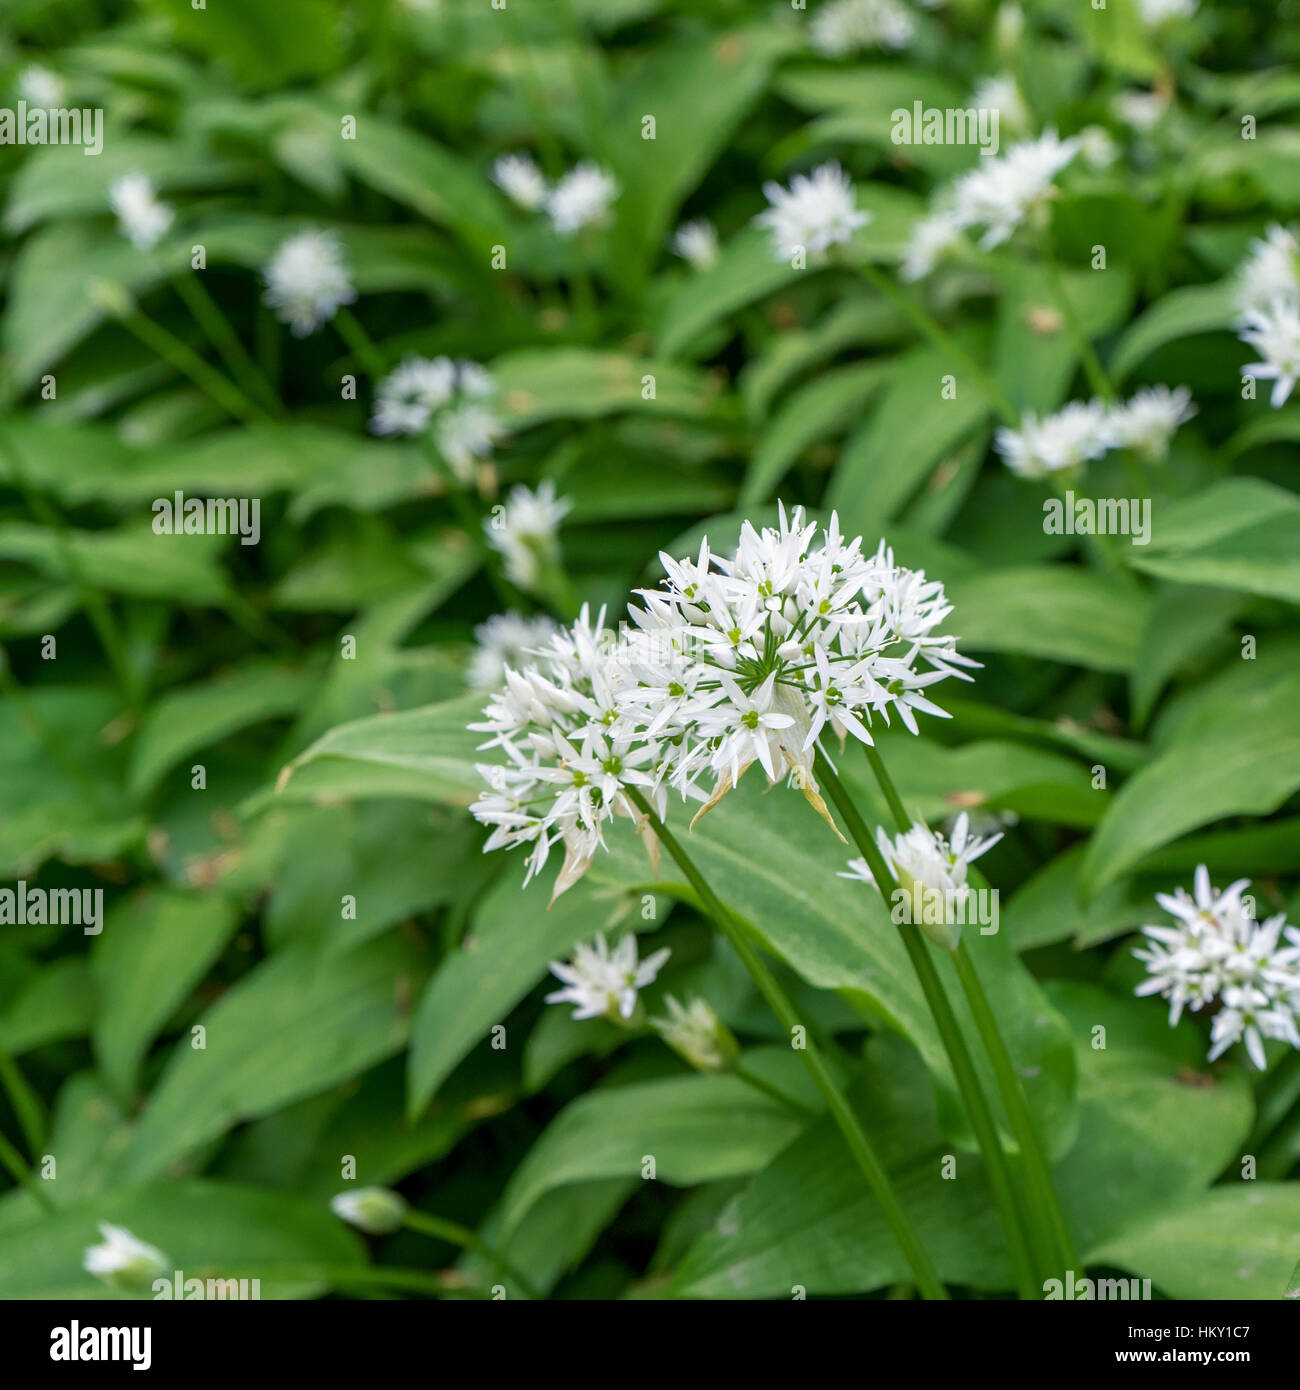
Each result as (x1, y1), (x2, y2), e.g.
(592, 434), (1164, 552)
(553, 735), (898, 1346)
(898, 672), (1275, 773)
(739, 360), (891, 506)
(128, 663), (308, 800)
(494, 348), (714, 425)
(825, 342), (991, 531)
(406, 870), (618, 1118)
(0, 1180), (363, 1300)
(0, 960), (94, 1054)
(277, 694), (485, 808)
(943, 566), (1151, 672)
(121, 936), (424, 1181)
(1081, 663), (1300, 895)
(497, 1068), (806, 1238)
(1109, 281), (1238, 383)
(92, 889), (241, 1100)
(1130, 478), (1300, 605)
(1089, 1186), (1300, 1300)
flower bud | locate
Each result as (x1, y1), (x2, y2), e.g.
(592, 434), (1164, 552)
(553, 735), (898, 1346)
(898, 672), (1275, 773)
(330, 1186), (408, 1235)
(651, 995), (740, 1073)
(82, 1223), (168, 1294)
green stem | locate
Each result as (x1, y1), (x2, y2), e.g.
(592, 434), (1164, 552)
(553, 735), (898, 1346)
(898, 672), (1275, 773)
(626, 787), (949, 1300)
(403, 1210), (543, 1301)
(0, 1128), (53, 1211)
(107, 297), (268, 424)
(951, 942), (1079, 1279)
(813, 750), (1040, 1299)
(0, 1049), (44, 1157)
(855, 742), (1078, 1283)
(1040, 245), (1114, 404)
(333, 307), (387, 381)
(171, 273), (283, 416)
(856, 260), (1018, 426)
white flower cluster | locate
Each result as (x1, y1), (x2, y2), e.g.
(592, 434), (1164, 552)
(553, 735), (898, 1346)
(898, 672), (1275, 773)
(841, 812), (1001, 949)
(468, 611), (563, 691)
(650, 994), (737, 1070)
(546, 932), (671, 1021)
(809, 0), (915, 57)
(110, 172), (174, 252)
(1134, 866), (1300, 1070)
(371, 355), (502, 482)
(1232, 224), (1300, 408)
(754, 162), (870, 263)
(493, 154), (620, 236)
(995, 385), (1195, 478)
(901, 130), (1080, 278)
(469, 506), (976, 897)
(262, 229), (356, 336)
(484, 480), (572, 593)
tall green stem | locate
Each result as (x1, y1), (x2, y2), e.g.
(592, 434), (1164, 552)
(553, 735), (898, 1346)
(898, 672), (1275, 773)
(403, 1209), (542, 1301)
(856, 741), (1079, 1281)
(626, 787), (949, 1300)
(813, 751), (1040, 1299)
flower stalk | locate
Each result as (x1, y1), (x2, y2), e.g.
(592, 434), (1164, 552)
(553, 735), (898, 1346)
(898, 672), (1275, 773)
(813, 750), (1040, 1300)
(855, 740), (1079, 1283)
(626, 785), (949, 1301)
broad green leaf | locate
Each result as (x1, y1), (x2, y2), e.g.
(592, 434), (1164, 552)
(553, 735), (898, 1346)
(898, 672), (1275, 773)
(128, 663), (308, 800)
(497, 1068), (806, 1238)
(122, 936), (424, 1181)
(0, 959), (94, 1054)
(943, 566), (1151, 672)
(1090, 1187), (1300, 1300)
(739, 360), (891, 506)
(1130, 478), (1300, 605)
(277, 694), (485, 808)
(1081, 664), (1300, 895)
(494, 348), (714, 425)
(406, 869), (621, 1118)
(92, 889), (241, 1100)
(0, 1180), (363, 1300)
(1109, 281), (1237, 383)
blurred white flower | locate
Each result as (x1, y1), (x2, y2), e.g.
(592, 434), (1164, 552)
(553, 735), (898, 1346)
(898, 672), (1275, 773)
(468, 611), (563, 691)
(1113, 89), (1169, 133)
(1077, 124), (1119, 171)
(330, 1187), (408, 1234)
(484, 480), (572, 592)
(995, 400), (1113, 478)
(1135, 866), (1300, 1070)
(1137, 0), (1197, 25)
(493, 153), (548, 211)
(546, 162), (619, 235)
(970, 74), (1030, 138)
(371, 356), (459, 435)
(109, 173), (174, 252)
(754, 161), (870, 262)
(263, 229), (356, 336)
(18, 64), (65, 107)
(547, 933), (670, 1021)
(83, 1223), (167, 1293)
(1234, 223), (1300, 318)
(1240, 300), (1300, 408)
(1108, 385), (1196, 459)
(436, 401), (504, 484)
(841, 812), (1001, 950)
(948, 129), (1080, 249)
(809, 0), (915, 56)
(651, 995), (738, 1072)
(671, 218), (720, 271)
(900, 209), (964, 281)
